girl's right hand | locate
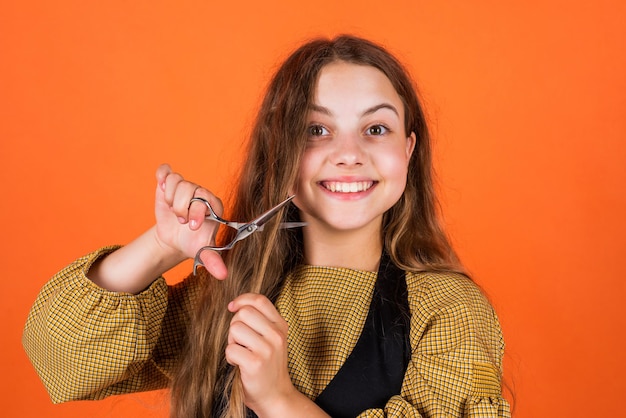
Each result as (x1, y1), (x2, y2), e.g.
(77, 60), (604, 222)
(154, 164), (228, 279)
(87, 164), (228, 293)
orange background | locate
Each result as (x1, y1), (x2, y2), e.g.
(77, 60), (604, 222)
(2, 1), (625, 417)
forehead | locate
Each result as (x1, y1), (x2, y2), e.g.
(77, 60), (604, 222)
(313, 62), (404, 112)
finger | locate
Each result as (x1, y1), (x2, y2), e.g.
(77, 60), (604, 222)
(155, 163), (172, 191)
(228, 317), (264, 349)
(225, 341), (255, 367)
(171, 181), (200, 222)
(162, 171), (185, 206)
(187, 189), (223, 231)
(230, 304), (288, 350)
(200, 250), (228, 280)
(228, 294), (284, 324)
(230, 304), (272, 335)
(227, 314), (283, 367)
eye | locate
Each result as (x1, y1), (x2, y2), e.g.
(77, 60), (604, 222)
(366, 124), (389, 136)
(308, 124), (329, 137)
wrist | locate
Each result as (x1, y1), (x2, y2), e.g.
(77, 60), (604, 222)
(254, 387), (329, 418)
(87, 226), (187, 294)
(147, 225), (187, 270)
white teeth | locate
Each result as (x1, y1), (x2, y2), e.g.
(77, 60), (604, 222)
(322, 181), (373, 193)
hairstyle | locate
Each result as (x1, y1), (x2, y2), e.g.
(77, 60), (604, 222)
(170, 34), (462, 418)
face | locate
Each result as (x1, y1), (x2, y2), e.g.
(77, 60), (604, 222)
(293, 61), (416, 236)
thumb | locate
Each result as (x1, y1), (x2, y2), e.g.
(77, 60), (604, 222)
(200, 250), (228, 280)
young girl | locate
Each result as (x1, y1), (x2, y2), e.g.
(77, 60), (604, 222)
(23, 35), (510, 417)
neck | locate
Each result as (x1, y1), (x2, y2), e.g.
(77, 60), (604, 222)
(302, 221), (383, 272)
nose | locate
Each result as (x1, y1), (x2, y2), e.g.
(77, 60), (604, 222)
(329, 132), (365, 167)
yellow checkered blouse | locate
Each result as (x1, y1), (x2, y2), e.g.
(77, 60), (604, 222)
(23, 247), (510, 417)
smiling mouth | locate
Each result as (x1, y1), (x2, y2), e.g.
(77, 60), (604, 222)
(320, 181), (376, 193)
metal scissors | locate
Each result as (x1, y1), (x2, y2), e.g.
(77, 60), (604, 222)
(189, 195), (305, 274)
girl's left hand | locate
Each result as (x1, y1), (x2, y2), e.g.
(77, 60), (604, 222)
(226, 293), (295, 415)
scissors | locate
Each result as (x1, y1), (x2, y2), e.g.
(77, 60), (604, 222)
(189, 195), (305, 274)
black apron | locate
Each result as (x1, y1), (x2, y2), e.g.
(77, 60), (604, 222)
(313, 252), (411, 417)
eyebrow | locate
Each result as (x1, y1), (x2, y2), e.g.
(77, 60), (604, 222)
(309, 103), (400, 118)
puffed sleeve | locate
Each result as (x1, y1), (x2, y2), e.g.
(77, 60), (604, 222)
(22, 246), (201, 403)
(356, 272), (511, 417)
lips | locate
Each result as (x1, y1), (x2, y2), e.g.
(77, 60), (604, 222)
(319, 181), (375, 193)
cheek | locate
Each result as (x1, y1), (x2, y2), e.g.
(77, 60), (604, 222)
(291, 151), (320, 209)
(295, 149), (321, 183)
(291, 153), (313, 196)
(378, 148), (411, 180)
(387, 160), (410, 203)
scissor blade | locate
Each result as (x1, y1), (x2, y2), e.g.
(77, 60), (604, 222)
(227, 221), (306, 230)
(277, 221), (307, 229)
(252, 195), (295, 228)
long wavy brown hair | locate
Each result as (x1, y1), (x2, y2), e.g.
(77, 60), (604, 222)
(169, 34), (462, 418)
